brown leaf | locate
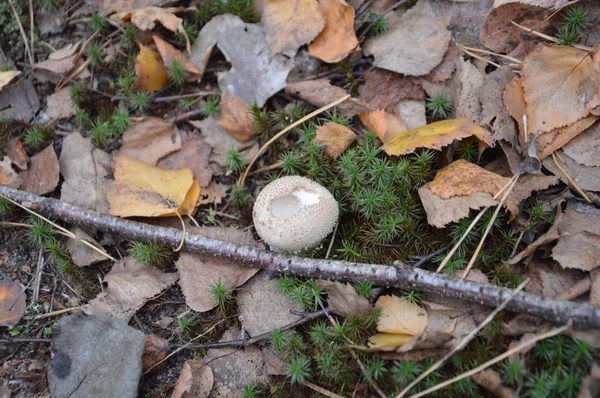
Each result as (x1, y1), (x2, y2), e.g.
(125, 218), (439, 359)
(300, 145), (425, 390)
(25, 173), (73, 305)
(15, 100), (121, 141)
(19, 144), (59, 195)
(0, 278), (26, 328)
(66, 227), (108, 267)
(0, 157), (22, 188)
(6, 138), (28, 170)
(561, 120), (600, 167)
(429, 159), (519, 219)
(509, 205), (562, 265)
(364, 0), (451, 76)
(120, 117), (182, 166)
(472, 369), (518, 398)
(537, 115), (599, 160)
(262, 0), (325, 55)
(157, 135), (213, 188)
(48, 42), (80, 60)
(171, 361), (214, 398)
(418, 184), (499, 228)
(153, 35), (202, 81)
(359, 110), (407, 144)
(45, 87), (79, 120)
(132, 45), (170, 93)
(0, 79), (40, 122)
(314, 122), (357, 158)
(543, 150), (600, 192)
(592, 270), (600, 306)
(142, 334), (170, 372)
(83, 257), (178, 321)
(59, 133), (111, 213)
(0, 71), (20, 91)
(427, 45), (459, 84)
(217, 90), (258, 143)
(198, 182), (230, 205)
(456, 57), (484, 124)
(503, 76), (527, 151)
(522, 44), (600, 133)
(286, 79), (371, 116)
(316, 280), (371, 317)
(33, 54), (77, 75)
(480, 3), (552, 54)
(308, 0), (358, 63)
(176, 227), (263, 312)
(359, 68), (424, 112)
(108, 153), (199, 218)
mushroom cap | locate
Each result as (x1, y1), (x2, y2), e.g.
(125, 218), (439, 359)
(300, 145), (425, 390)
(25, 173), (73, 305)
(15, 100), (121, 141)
(252, 176), (339, 253)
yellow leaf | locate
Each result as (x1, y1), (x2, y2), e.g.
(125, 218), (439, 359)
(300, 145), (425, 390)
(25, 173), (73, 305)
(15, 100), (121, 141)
(308, 0), (358, 63)
(262, 0), (325, 54)
(0, 70), (21, 91)
(108, 153), (199, 218)
(381, 118), (493, 156)
(375, 295), (428, 336)
(315, 122), (357, 158)
(367, 333), (413, 349)
(132, 45), (170, 93)
(359, 110), (407, 144)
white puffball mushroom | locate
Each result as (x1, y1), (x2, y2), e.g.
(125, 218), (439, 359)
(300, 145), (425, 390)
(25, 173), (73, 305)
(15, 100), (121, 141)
(253, 176), (339, 253)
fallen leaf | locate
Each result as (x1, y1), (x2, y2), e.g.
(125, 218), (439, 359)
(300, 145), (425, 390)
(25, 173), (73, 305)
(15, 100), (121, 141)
(6, 138), (28, 170)
(552, 202), (600, 272)
(395, 100), (427, 130)
(472, 369), (517, 398)
(157, 135), (213, 187)
(307, 0), (358, 63)
(48, 313), (145, 398)
(0, 157), (22, 188)
(48, 42), (80, 60)
(579, 363), (600, 398)
(364, 0), (451, 76)
(66, 227), (108, 267)
(375, 294), (428, 335)
(83, 257), (178, 321)
(153, 35), (202, 81)
(142, 334), (170, 372)
(198, 182), (230, 205)
(314, 122), (357, 158)
(367, 331), (453, 360)
(108, 153), (199, 217)
(590, 270), (600, 306)
(176, 227), (263, 312)
(536, 115), (599, 160)
(427, 45), (459, 83)
(455, 57), (484, 124)
(0, 70), (20, 91)
(561, 120), (600, 167)
(237, 271), (299, 336)
(358, 68), (424, 111)
(503, 76), (527, 150)
(524, 260), (583, 299)
(359, 110), (407, 144)
(367, 333), (413, 349)
(171, 360), (214, 398)
(19, 144), (59, 195)
(59, 133), (111, 213)
(429, 159), (519, 219)
(543, 149), (600, 192)
(0, 278), (26, 328)
(111, 7), (195, 52)
(120, 117), (182, 166)
(316, 280), (371, 317)
(217, 90), (258, 143)
(45, 87), (79, 120)
(190, 14), (293, 106)
(418, 184), (499, 228)
(480, 2), (552, 54)
(480, 66), (519, 149)
(0, 78), (40, 121)
(286, 79), (370, 116)
(33, 54), (77, 75)
(522, 44), (600, 133)
(381, 118), (493, 156)
(77, 0), (163, 14)
(262, 0), (325, 55)
(132, 44), (170, 93)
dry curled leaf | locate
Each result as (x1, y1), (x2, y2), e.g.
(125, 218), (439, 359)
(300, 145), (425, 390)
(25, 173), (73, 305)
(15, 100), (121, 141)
(308, 0), (358, 63)
(108, 153), (200, 218)
(120, 117), (182, 166)
(132, 44), (170, 93)
(0, 70), (20, 91)
(217, 90), (258, 143)
(359, 110), (407, 144)
(315, 122), (357, 158)
(381, 118), (493, 156)
(522, 44), (600, 134)
(0, 278), (26, 328)
(429, 159), (519, 219)
(262, 0), (325, 55)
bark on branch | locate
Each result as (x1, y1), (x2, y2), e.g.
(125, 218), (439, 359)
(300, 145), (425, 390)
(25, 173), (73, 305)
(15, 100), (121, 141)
(2, 186), (599, 328)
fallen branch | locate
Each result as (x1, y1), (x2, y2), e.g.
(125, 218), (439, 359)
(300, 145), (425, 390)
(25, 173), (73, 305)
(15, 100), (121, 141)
(1, 186), (600, 328)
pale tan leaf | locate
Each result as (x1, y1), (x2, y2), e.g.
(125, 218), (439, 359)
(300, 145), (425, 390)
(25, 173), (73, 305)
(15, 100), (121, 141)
(0, 71), (20, 91)
(316, 280), (371, 317)
(120, 117), (182, 166)
(375, 294), (428, 335)
(19, 144), (59, 195)
(286, 79), (371, 116)
(171, 361), (214, 398)
(0, 157), (22, 188)
(314, 122), (357, 158)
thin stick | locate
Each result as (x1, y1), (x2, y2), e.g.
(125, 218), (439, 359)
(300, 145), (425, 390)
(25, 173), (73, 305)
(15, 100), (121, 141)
(407, 325), (569, 398)
(239, 94), (350, 186)
(509, 230), (525, 259)
(2, 186), (599, 328)
(23, 307), (81, 321)
(461, 174), (520, 279)
(29, 0), (34, 63)
(436, 175), (518, 273)
(457, 43), (522, 64)
(551, 152), (591, 203)
(325, 221), (339, 260)
(396, 278), (529, 397)
(8, 0), (33, 65)
(457, 43), (501, 68)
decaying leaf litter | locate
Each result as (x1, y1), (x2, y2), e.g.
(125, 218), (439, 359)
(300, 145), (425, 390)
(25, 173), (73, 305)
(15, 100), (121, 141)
(1, 0), (600, 396)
